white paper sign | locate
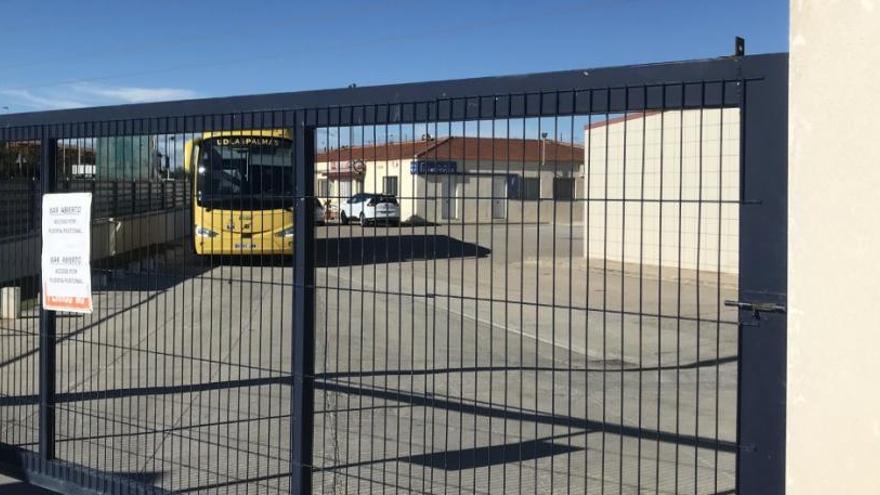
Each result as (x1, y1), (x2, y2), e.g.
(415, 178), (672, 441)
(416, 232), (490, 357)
(41, 193), (93, 314)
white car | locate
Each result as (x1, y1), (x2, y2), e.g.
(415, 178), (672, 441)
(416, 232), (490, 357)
(340, 193), (400, 226)
(314, 202), (326, 225)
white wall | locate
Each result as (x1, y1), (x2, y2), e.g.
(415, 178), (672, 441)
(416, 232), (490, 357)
(583, 109), (740, 276)
(788, 2), (880, 493)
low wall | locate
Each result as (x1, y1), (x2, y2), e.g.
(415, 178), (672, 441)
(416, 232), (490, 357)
(0, 208), (191, 286)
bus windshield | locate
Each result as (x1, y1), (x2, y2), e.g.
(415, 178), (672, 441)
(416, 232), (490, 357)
(196, 136), (293, 209)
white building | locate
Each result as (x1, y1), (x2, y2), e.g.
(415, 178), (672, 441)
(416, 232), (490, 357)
(317, 135), (584, 224)
(583, 109), (741, 276)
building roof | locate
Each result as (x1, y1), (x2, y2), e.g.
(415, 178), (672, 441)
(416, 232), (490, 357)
(316, 136), (583, 164)
(584, 111), (660, 131)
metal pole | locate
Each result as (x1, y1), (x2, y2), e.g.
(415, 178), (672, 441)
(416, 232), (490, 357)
(29, 178), (37, 232)
(38, 132), (57, 460)
(735, 56), (788, 495)
(291, 116), (316, 495)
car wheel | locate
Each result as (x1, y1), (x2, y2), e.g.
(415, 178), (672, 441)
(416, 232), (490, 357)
(360, 213), (367, 227)
(340, 212), (348, 225)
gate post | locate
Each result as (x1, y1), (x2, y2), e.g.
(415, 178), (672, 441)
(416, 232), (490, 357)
(735, 56), (789, 494)
(291, 116), (316, 495)
(38, 132), (57, 460)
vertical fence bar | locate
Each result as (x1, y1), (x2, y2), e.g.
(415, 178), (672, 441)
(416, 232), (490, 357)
(30, 178), (38, 232)
(735, 59), (788, 494)
(291, 116), (316, 495)
(38, 132), (57, 460)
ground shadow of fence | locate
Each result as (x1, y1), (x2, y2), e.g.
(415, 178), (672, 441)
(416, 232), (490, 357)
(316, 234), (491, 267)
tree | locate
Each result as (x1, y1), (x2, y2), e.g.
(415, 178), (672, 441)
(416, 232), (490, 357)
(0, 142), (40, 178)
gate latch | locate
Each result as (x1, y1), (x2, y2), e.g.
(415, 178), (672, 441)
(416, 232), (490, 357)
(724, 300), (786, 320)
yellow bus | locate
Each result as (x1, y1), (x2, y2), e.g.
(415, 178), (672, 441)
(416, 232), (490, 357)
(184, 130), (295, 255)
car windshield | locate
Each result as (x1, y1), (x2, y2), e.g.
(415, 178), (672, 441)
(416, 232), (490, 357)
(196, 136), (293, 210)
(367, 194), (398, 206)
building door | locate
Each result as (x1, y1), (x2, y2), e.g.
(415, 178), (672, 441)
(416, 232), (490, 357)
(492, 176), (507, 219)
(339, 180), (352, 201)
(441, 175), (457, 220)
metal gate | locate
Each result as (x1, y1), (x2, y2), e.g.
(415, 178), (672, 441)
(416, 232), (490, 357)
(0, 53), (787, 494)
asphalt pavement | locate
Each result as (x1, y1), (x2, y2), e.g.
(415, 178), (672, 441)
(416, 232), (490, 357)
(0, 223), (738, 494)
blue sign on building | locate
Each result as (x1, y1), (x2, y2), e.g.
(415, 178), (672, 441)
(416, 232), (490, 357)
(410, 160), (457, 174)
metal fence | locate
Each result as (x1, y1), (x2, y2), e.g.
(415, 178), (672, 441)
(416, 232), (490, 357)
(0, 179), (189, 239)
(0, 178), (38, 238)
(0, 53), (788, 494)
(63, 179), (190, 220)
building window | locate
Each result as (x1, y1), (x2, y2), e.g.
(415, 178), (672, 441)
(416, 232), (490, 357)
(383, 176), (399, 196)
(553, 177), (575, 201)
(507, 175), (541, 200)
(317, 179), (330, 198)
(514, 177), (540, 200)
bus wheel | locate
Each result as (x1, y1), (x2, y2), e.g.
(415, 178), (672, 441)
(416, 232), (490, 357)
(341, 212), (348, 225)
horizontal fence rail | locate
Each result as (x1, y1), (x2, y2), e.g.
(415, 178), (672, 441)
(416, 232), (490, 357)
(0, 53), (787, 495)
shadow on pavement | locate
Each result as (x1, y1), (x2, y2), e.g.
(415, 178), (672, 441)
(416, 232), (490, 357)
(0, 480), (58, 495)
(405, 434), (581, 470)
(316, 432), (584, 472)
(317, 234), (491, 267)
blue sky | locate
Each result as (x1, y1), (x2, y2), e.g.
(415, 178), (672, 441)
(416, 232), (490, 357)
(0, 0), (788, 113)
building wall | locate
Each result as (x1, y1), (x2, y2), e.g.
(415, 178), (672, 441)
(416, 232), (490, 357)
(788, 2), (880, 493)
(583, 109), (740, 275)
(318, 156), (583, 224)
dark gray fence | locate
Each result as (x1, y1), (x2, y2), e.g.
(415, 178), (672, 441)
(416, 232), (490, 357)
(0, 179), (188, 238)
(0, 53), (788, 495)
(62, 179), (190, 220)
(0, 179), (38, 238)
